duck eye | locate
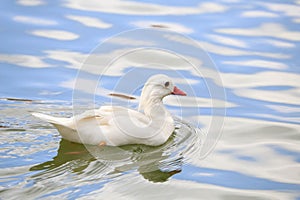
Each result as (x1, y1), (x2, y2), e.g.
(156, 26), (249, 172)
(164, 81), (170, 87)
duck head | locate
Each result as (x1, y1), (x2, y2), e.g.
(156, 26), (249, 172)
(138, 74), (186, 112)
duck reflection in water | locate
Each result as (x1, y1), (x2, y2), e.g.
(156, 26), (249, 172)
(30, 135), (183, 183)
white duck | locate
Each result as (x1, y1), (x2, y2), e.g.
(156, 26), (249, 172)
(32, 74), (186, 146)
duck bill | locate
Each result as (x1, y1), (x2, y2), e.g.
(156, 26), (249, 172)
(172, 86), (187, 96)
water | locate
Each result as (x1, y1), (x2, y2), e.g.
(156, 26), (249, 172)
(1, 0), (300, 199)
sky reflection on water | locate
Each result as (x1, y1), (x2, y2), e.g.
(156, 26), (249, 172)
(1, 0), (300, 199)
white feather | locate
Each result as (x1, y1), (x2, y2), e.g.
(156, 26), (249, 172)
(32, 74), (185, 146)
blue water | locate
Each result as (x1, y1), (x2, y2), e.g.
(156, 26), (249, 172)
(1, 0), (300, 199)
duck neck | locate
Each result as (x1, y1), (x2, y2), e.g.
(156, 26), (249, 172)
(140, 97), (171, 121)
(138, 85), (171, 120)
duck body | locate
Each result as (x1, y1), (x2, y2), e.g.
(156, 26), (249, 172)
(32, 74), (186, 146)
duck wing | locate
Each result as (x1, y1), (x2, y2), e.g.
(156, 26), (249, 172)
(32, 106), (151, 145)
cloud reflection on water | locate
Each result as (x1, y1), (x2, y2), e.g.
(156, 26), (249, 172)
(63, 0), (227, 16)
(16, 0), (45, 6)
(216, 23), (300, 41)
(194, 116), (300, 185)
(29, 30), (80, 41)
(66, 15), (112, 29)
(1, 0), (300, 199)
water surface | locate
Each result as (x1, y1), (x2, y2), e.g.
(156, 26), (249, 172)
(1, 0), (300, 199)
